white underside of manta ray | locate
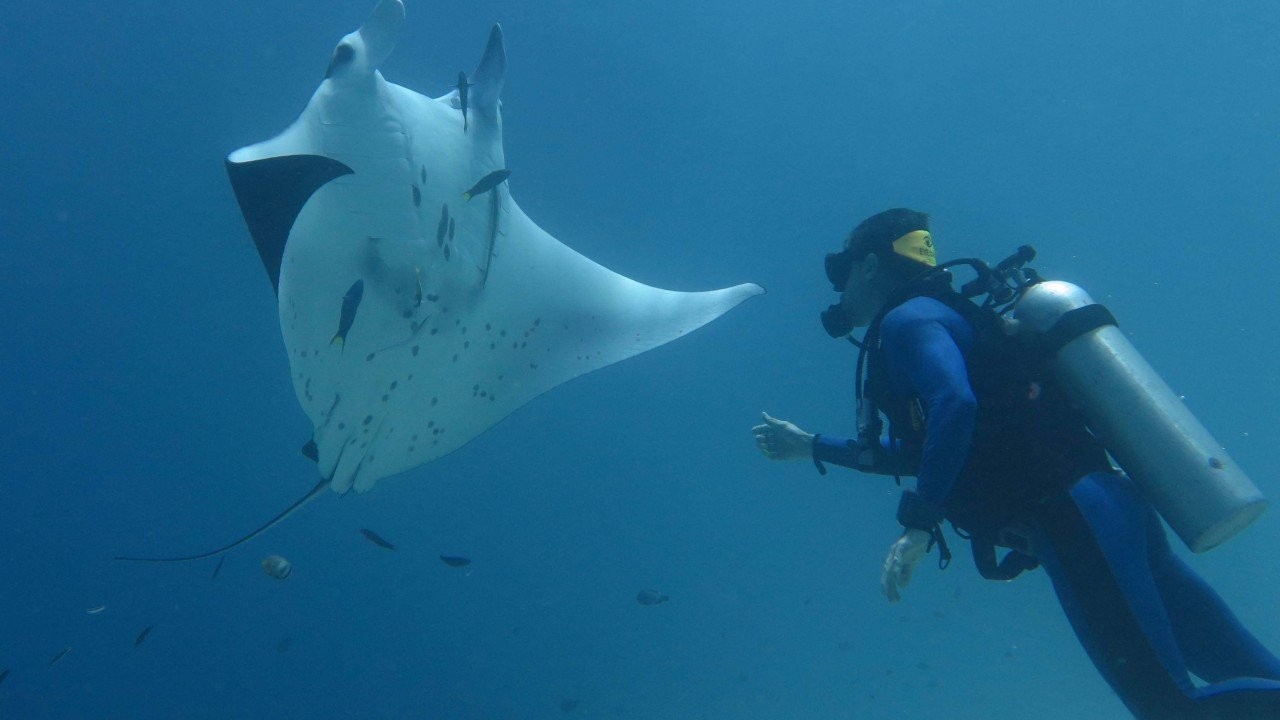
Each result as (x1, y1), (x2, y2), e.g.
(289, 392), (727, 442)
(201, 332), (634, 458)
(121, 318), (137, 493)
(117, 0), (762, 561)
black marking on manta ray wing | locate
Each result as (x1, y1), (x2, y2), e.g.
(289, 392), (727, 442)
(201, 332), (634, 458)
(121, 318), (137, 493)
(412, 184), (421, 207)
(225, 155), (353, 294)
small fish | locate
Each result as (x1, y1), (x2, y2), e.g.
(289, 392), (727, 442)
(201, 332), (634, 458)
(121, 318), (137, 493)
(212, 556), (225, 581)
(330, 279), (365, 348)
(636, 589), (669, 606)
(359, 528), (397, 551)
(436, 204), (450, 247)
(439, 555), (471, 568)
(0, 669), (9, 685)
(49, 647), (71, 667)
(456, 71), (473, 132)
(462, 169), (510, 201)
(261, 554), (292, 580)
(86, 605), (105, 615)
(413, 267), (423, 308)
(135, 625), (154, 647)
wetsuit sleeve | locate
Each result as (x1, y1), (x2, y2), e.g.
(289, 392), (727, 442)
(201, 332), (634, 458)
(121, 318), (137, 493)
(812, 434), (914, 476)
(880, 309), (976, 515)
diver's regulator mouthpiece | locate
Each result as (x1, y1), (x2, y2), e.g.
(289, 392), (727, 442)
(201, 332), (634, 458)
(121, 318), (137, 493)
(820, 303), (856, 339)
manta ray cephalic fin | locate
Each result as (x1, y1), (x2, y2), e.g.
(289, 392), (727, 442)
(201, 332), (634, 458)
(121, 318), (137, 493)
(225, 155), (353, 293)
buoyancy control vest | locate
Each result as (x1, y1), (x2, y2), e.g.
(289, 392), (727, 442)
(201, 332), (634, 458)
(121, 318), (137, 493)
(853, 245), (1267, 576)
(862, 289), (1112, 536)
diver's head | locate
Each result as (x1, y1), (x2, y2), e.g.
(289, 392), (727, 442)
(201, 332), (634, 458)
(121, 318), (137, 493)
(821, 208), (936, 337)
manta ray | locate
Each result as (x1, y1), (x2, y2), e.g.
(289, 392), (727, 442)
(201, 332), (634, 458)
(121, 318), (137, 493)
(118, 0), (762, 561)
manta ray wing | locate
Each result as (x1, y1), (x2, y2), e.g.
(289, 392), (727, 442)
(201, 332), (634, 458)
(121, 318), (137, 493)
(225, 0), (762, 497)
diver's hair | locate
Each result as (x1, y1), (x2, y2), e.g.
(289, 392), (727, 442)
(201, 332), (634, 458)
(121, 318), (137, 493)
(845, 207), (932, 280)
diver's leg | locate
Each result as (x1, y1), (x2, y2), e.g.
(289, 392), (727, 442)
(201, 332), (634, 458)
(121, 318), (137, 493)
(1144, 503), (1280, 682)
(1032, 471), (1196, 719)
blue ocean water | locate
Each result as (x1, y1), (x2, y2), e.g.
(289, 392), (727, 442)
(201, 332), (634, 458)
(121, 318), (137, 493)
(2, 1), (1278, 718)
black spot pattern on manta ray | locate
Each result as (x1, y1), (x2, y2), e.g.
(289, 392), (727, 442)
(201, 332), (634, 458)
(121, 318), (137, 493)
(412, 184), (421, 207)
(420, 165), (426, 184)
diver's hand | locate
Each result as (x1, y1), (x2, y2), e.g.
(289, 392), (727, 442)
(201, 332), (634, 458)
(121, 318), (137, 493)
(880, 529), (930, 602)
(752, 412), (815, 461)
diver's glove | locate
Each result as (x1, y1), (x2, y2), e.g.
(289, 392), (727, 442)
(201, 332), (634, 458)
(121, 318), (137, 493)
(880, 528), (931, 602)
(752, 412), (815, 462)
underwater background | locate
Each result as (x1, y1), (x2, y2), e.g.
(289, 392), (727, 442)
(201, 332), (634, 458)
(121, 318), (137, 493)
(2, 1), (1278, 718)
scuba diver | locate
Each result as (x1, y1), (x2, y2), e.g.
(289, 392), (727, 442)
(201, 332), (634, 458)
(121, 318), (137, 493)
(751, 208), (1280, 719)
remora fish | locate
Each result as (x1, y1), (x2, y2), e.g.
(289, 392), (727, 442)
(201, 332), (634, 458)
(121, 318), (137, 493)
(462, 169), (510, 201)
(135, 625), (154, 647)
(436, 204), (449, 247)
(456, 71), (473, 131)
(359, 528), (397, 550)
(86, 605), (105, 615)
(439, 555), (471, 568)
(49, 647), (71, 667)
(330, 279), (365, 348)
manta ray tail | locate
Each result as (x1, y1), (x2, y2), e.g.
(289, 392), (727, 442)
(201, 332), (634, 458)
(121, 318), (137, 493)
(114, 479), (330, 563)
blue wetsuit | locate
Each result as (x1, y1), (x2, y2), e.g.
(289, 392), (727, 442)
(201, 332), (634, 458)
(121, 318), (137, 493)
(813, 295), (1280, 719)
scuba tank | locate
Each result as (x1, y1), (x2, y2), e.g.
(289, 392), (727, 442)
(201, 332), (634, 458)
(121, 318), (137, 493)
(944, 245), (1266, 552)
(1006, 278), (1266, 552)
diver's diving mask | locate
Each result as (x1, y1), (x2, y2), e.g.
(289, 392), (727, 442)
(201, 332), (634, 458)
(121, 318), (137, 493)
(824, 250), (854, 292)
(821, 249), (857, 338)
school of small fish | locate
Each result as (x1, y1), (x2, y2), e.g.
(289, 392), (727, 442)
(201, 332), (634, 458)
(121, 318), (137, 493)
(4, 527), (479, 689)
